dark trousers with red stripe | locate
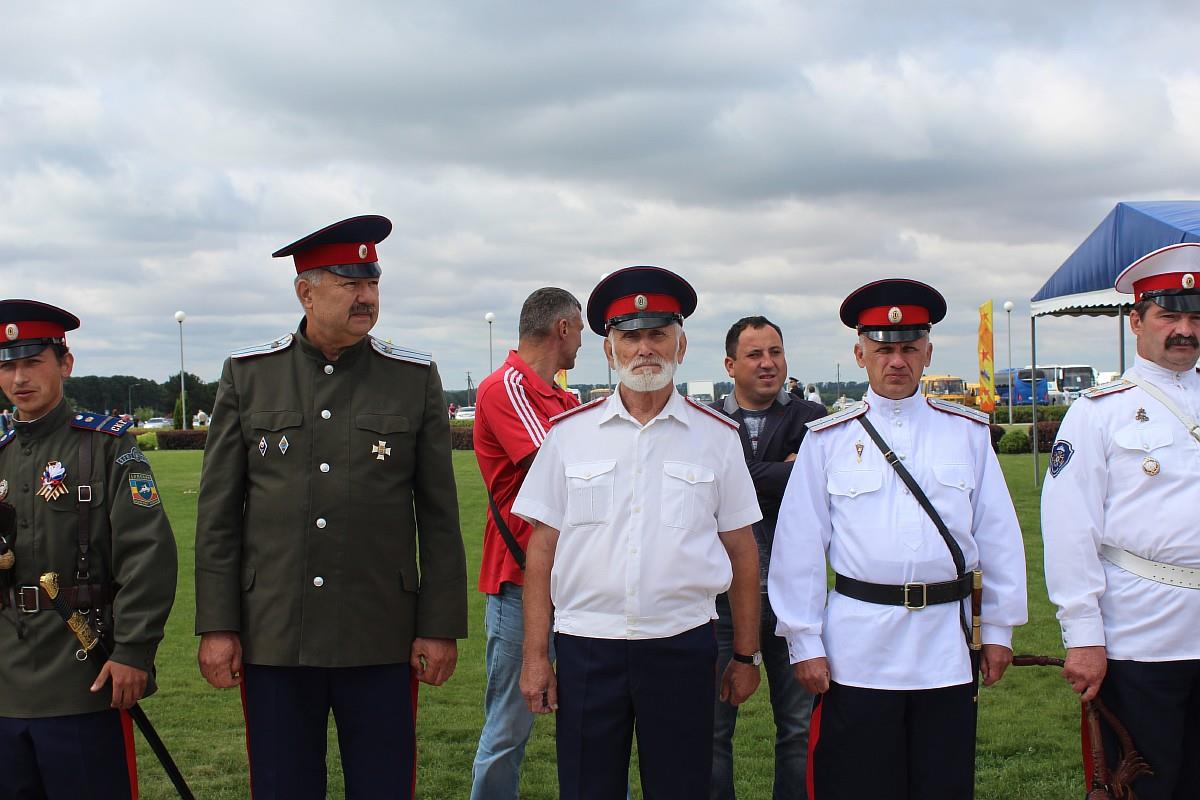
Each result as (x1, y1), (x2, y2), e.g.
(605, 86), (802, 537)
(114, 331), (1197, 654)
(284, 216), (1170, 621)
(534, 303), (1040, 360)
(555, 624), (717, 800)
(241, 663), (415, 800)
(807, 681), (975, 800)
(1091, 658), (1200, 800)
(0, 709), (136, 800)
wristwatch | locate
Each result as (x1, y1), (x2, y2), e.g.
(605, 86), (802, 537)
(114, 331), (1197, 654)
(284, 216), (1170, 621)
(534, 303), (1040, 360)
(731, 651), (762, 666)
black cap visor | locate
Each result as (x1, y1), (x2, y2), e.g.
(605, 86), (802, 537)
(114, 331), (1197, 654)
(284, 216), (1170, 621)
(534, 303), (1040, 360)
(1146, 290), (1200, 313)
(859, 325), (930, 343)
(0, 338), (58, 363)
(607, 312), (684, 332)
(325, 262), (382, 279)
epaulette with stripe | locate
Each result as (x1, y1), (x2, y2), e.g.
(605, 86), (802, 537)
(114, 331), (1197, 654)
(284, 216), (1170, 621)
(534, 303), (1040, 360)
(231, 333), (294, 360)
(806, 401), (868, 432)
(0, 428), (14, 451)
(71, 411), (132, 437)
(550, 397), (605, 423)
(370, 337), (432, 366)
(684, 396), (739, 429)
(1081, 378), (1134, 399)
(927, 397), (990, 425)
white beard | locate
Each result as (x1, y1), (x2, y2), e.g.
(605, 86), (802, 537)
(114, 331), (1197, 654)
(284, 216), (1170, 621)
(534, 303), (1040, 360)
(611, 331), (681, 393)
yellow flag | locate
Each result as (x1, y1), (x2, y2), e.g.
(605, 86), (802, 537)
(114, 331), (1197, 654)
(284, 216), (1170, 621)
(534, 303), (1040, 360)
(977, 301), (996, 413)
(554, 369), (569, 390)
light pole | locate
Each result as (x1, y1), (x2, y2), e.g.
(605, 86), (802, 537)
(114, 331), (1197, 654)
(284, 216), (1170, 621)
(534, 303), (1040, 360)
(1003, 300), (1014, 424)
(175, 310), (188, 429)
(127, 384), (134, 419)
(485, 312), (495, 373)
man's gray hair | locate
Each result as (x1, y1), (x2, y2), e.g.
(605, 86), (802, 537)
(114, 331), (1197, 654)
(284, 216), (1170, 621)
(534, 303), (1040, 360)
(295, 268), (325, 289)
(519, 287), (581, 341)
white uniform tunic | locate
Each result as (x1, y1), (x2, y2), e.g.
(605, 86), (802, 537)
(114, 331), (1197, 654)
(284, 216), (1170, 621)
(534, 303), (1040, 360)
(513, 389), (762, 640)
(768, 388), (1028, 690)
(1042, 356), (1200, 662)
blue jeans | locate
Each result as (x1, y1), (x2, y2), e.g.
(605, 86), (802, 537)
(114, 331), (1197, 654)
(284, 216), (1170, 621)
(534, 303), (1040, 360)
(471, 583), (554, 800)
(711, 592), (813, 800)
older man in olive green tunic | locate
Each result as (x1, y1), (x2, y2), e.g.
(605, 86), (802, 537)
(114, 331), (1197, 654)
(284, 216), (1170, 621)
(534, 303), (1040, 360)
(0, 300), (177, 799)
(195, 215), (468, 800)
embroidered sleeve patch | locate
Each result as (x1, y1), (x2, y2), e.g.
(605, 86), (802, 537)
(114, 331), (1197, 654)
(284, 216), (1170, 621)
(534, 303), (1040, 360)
(1049, 440), (1074, 478)
(128, 473), (161, 507)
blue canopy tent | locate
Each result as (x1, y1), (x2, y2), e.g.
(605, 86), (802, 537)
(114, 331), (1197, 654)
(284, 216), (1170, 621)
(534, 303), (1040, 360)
(1025, 201), (1200, 481)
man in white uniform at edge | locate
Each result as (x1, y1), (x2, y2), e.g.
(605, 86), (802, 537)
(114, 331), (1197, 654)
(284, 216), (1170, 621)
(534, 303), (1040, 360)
(768, 278), (1028, 800)
(1042, 242), (1200, 800)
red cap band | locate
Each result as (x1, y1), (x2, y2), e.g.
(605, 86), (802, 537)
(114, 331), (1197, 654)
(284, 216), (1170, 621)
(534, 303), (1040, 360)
(1132, 272), (1198, 301)
(604, 293), (682, 322)
(3, 320), (66, 341)
(857, 304), (930, 327)
(292, 241), (378, 274)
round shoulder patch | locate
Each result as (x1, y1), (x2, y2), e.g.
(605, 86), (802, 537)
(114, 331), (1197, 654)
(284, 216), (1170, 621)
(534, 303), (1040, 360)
(1048, 439), (1074, 478)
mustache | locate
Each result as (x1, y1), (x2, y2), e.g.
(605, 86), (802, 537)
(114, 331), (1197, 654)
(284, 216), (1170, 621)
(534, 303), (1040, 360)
(350, 304), (376, 315)
(1165, 335), (1199, 348)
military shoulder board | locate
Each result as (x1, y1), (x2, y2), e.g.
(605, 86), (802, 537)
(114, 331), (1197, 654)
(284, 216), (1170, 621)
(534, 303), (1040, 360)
(370, 337), (431, 366)
(0, 428), (14, 451)
(231, 333), (294, 360)
(684, 396), (739, 429)
(1081, 379), (1134, 399)
(806, 401), (868, 432)
(71, 412), (130, 437)
(927, 397), (990, 425)
(550, 397), (606, 424)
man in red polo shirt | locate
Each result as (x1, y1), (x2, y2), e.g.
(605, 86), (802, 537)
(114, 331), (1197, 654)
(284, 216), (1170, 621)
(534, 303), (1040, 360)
(470, 287), (584, 799)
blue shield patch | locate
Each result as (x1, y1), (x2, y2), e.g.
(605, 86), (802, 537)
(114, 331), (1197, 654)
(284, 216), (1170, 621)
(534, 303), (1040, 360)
(1049, 440), (1074, 478)
(128, 473), (161, 508)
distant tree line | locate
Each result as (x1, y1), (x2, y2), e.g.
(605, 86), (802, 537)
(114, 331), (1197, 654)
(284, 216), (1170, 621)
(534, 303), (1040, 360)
(64, 372), (218, 419)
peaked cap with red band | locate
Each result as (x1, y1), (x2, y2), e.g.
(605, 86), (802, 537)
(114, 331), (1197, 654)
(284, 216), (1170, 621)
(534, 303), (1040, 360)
(839, 278), (946, 342)
(272, 214), (392, 278)
(0, 299), (80, 362)
(1115, 242), (1200, 312)
(586, 265), (697, 336)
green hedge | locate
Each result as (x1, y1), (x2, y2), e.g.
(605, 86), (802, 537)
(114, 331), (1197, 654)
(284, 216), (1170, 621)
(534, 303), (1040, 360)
(136, 432), (157, 451)
(156, 430), (208, 450)
(998, 429), (1030, 454)
(450, 425), (474, 450)
(1030, 420), (1061, 451)
(990, 404), (1069, 424)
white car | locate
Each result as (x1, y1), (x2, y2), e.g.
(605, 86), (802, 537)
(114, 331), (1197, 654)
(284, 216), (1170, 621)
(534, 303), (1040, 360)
(454, 406), (476, 420)
(142, 417), (173, 429)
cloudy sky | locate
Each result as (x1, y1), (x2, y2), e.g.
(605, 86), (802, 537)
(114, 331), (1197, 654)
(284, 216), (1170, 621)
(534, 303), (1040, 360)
(3, 1), (1199, 395)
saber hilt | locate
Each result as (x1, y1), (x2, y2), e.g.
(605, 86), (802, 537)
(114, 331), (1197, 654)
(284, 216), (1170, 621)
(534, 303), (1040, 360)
(39, 573), (195, 800)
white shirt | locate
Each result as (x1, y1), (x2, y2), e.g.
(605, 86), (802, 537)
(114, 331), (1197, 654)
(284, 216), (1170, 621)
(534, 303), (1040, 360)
(768, 387), (1028, 690)
(1041, 355), (1200, 661)
(513, 389), (762, 640)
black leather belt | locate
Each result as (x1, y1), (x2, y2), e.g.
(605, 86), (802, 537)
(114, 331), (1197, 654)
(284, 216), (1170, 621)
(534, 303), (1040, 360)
(834, 573), (972, 610)
(0, 583), (113, 613)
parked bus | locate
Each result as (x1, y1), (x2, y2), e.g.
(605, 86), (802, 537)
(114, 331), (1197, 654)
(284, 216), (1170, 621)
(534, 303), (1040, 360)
(1020, 364), (1097, 404)
(996, 368), (1049, 405)
(920, 375), (968, 404)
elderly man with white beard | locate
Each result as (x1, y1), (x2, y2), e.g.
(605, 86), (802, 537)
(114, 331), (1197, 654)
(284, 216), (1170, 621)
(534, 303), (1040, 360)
(515, 266), (764, 800)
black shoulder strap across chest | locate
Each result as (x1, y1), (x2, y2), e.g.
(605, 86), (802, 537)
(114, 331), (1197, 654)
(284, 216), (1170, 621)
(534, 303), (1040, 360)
(856, 414), (966, 576)
(75, 430), (95, 596)
(487, 492), (525, 570)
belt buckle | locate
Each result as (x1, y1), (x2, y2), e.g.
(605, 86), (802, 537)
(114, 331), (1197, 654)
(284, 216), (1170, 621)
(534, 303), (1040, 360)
(903, 581), (927, 610)
(16, 585), (40, 613)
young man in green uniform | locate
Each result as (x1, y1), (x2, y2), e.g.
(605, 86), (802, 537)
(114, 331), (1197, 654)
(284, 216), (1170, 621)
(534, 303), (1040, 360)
(195, 215), (468, 799)
(0, 299), (178, 798)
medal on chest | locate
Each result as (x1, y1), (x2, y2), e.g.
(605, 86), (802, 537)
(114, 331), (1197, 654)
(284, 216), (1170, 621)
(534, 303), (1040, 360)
(1142, 456), (1161, 477)
(0, 478), (8, 502)
(854, 440), (864, 463)
(37, 461), (69, 501)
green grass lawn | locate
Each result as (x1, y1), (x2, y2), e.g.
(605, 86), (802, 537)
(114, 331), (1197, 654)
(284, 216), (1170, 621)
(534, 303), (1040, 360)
(137, 451), (1079, 798)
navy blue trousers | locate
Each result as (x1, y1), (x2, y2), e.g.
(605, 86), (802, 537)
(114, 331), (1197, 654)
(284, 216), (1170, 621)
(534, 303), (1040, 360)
(555, 623), (717, 800)
(807, 681), (976, 800)
(1095, 659), (1200, 800)
(241, 663), (416, 800)
(0, 709), (135, 800)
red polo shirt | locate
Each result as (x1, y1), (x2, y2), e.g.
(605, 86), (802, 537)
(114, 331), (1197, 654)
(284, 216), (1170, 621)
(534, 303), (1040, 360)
(474, 350), (579, 593)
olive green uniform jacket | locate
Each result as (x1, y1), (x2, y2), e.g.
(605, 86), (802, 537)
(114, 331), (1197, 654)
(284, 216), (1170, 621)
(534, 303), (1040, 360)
(0, 401), (178, 717)
(194, 323), (468, 666)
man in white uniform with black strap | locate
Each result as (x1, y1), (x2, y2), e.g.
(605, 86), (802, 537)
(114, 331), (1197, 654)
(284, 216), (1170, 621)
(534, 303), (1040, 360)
(1043, 242), (1200, 800)
(768, 278), (1028, 800)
